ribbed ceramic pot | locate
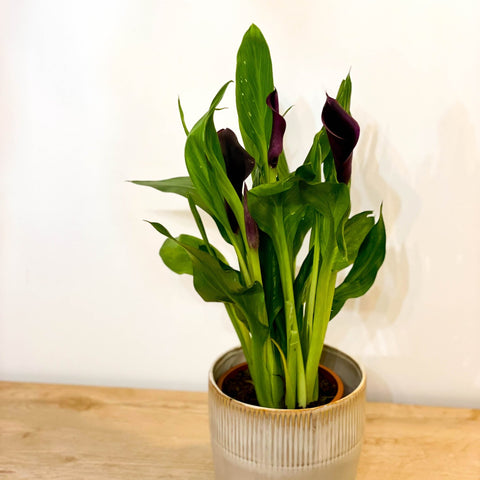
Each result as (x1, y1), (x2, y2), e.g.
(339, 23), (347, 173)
(208, 345), (366, 480)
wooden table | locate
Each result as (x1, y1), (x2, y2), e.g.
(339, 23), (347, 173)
(0, 382), (479, 479)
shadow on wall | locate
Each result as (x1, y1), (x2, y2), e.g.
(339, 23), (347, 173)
(347, 123), (414, 331)
(363, 361), (394, 403)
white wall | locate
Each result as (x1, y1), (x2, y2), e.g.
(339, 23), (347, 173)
(1, 0), (479, 408)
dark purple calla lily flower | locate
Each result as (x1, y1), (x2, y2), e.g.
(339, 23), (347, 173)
(266, 89), (286, 168)
(217, 128), (255, 232)
(321, 95), (360, 185)
(243, 185), (259, 249)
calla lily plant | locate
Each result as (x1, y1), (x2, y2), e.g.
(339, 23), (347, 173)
(133, 25), (386, 409)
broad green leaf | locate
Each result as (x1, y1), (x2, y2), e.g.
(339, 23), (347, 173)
(294, 247), (315, 312)
(131, 177), (210, 214)
(185, 81), (246, 240)
(292, 207), (314, 259)
(323, 153), (338, 183)
(298, 181), (351, 258)
(149, 222), (268, 326)
(148, 220), (268, 327)
(303, 130), (329, 178)
(236, 24), (274, 185)
(277, 151), (290, 180)
(282, 185), (310, 257)
(295, 164), (316, 182)
(248, 178), (293, 240)
(189, 247), (252, 303)
(270, 311), (287, 359)
(160, 233), (228, 277)
(248, 177), (309, 263)
(332, 211), (375, 271)
(184, 83), (230, 228)
(293, 247), (316, 350)
(188, 248), (268, 327)
(132, 177), (231, 245)
(150, 219), (231, 282)
(330, 211), (386, 319)
(258, 231), (284, 326)
(160, 237), (193, 275)
(179, 234), (228, 263)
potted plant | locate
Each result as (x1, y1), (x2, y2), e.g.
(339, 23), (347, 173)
(133, 24), (385, 480)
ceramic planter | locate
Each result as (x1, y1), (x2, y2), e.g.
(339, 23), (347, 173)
(208, 345), (366, 480)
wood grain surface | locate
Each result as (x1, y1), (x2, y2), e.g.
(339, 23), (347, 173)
(0, 382), (478, 479)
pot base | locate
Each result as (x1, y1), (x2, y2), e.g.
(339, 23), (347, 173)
(212, 441), (362, 480)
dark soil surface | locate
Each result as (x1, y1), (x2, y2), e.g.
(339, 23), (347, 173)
(221, 365), (339, 409)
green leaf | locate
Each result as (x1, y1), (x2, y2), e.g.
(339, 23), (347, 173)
(323, 153), (338, 183)
(332, 211), (375, 271)
(147, 221), (174, 239)
(178, 97), (189, 135)
(131, 177), (210, 214)
(159, 233), (228, 277)
(187, 195), (214, 257)
(298, 181), (351, 258)
(248, 179), (292, 237)
(270, 311), (287, 358)
(148, 220), (267, 327)
(236, 24), (274, 185)
(160, 237), (193, 275)
(184, 83), (229, 225)
(189, 250), (248, 303)
(276, 151), (290, 180)
(248, 177), (309, 261)
(293, 247), (315, 351)
(132, 177), (232, 245)
(186, 245), (267, 327)
(294, 247), (315, 311)
(304, 129), (329, 177)
(258, 231), (284, 326)
(295, 164), (316, 182)
(292, 207), (314, 260)
(336, 73), (352, 114)
(185, 81), (246, 240)
(330, 210), (386, 319)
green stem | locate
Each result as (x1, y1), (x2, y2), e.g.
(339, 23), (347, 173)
(266, 165), (277, 184)
(296, 339), (307, 407)
(230, 234), (252, 285)
(305, 256), (337, 404)
(250, 331), (274, 407)
(225, 304), (252, 366)
(303, 216), (321, 349)
(246, 245), (263, 285)
(265, 341), (284, 408)
(273, 216), (306, 409)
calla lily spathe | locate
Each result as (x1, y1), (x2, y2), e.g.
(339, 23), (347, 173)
(321, 95), (360, 184)
(217, 128), (256, 232)
(266, 89), (286, 168)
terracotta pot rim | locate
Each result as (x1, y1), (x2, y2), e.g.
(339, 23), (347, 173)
(209, 344), (365, 413)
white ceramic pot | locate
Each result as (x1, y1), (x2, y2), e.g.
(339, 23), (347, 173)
(208, 345), (366, 480)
